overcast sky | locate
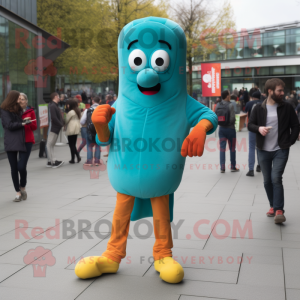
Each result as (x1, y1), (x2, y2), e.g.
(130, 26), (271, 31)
(170, 0), (300, 31)
(230, 0), (299, 30)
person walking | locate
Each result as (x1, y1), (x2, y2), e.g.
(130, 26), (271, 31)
(248, 78), (300, 224)
(81, 90), (88, 104)
(106, 94), (115, 106)
(77, 110), (87, 156)
(215, 90), (239, 173)
(80, 96), (101, 166)
(0, 91), (35, 202)
(245, 90), (262, 176)
(65, 99), (81, 164)
(46, 92), (64, 168)
(230, 94), (238, 114)
(19, 93), (37, 199)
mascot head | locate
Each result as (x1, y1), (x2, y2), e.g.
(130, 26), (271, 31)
(118, 17), (187, 108)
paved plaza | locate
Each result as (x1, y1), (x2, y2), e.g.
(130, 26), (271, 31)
(0, 130), (300, 300)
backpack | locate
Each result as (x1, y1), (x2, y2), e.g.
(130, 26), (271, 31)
(215, 101), (230, 126)
(86, 107), (97, 141)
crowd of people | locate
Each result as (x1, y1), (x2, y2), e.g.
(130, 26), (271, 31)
(0, 89), (117, 202)
(214, 78), (300, 223)
(1, 78), (300, 225)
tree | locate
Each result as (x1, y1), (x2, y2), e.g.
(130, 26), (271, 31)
(172, 0), (236, 96)
(37, 0), (169, 94)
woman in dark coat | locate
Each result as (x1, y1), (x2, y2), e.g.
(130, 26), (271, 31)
(0, 90), (33, 202)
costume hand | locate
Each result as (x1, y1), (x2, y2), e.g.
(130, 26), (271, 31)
(92, 104), (116, 125)
(259, 126), (270, 136)
(181, 120), (213, 157)
(92, 104), (115, 143)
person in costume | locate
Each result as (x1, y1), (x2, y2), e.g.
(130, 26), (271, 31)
(75, 16), (217, 284)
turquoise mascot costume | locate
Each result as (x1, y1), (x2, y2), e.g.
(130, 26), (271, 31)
(75, 16), (217, 284)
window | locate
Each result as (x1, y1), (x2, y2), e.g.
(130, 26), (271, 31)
(263, 31), (286, 57)
(286, 29), (300, 55)
(256, 67), (269, 76)
(221, 69), (232, 77)
(271, 67), (285, 75)
(285, 66), (298, 74)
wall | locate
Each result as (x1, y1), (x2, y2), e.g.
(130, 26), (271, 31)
(0, 0), (37, 25)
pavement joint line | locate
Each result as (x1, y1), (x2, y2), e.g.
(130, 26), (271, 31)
(281, 247), (287, 300)
(0, 264), (28, 284)
(226, 169), (243, 203)
(235, 253), (244, 284)
(179, 295), (237, 300)
(142, 262), (154, 277)
(74, 278), (97, 300)
(205, 176), (223, 197)
(202, 204), (227, 250)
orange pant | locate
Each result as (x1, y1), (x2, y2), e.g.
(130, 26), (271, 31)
(102, 192), (173, 263)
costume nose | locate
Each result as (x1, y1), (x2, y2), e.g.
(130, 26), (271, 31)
(137, 68), (159, 88)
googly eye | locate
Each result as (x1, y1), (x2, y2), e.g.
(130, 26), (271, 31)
(128, 49), (147, 72)
(151, 50), (170, 72)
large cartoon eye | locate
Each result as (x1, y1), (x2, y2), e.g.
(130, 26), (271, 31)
(128, 49), (147, 72)
(151, 50), (170, 72)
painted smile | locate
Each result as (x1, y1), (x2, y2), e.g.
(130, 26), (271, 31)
(138, 83), (161, 96)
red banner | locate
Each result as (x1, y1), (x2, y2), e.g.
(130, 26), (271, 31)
(201, 63), (221, 97)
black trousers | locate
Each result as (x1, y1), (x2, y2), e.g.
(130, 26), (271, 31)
(7, 142), (33, 192)
(68, 135), (79, 161)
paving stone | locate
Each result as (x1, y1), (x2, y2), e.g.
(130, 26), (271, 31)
(0, 287), (76, 300)
(0, 131), (299, 299)
(286, 288), (300, 300)
(238, 263), (284, 287)
(0, 263), (24, 283)
(145, 265), (238, 283)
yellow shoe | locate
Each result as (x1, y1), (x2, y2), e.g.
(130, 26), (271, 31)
(154, 257), (184, 283)
(74, 256), (119, 279)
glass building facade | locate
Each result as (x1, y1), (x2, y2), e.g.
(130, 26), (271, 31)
(0, 5), (69, 155)
(194, 27), (300, 62)
(0, 0), (37, 24)
(0, 15), (39, 153)
(189, 23), (300, 99)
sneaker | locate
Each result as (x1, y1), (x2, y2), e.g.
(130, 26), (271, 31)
(84, 161), (93, 166)
(246, 170), (254, 177)
(20, 190), (27, 200)
(220, 169), (225, 173)
(46, 162), (52, 168)
(13, 195), (22, 202)
(69, 160), (75, 164)
(274, 210), (286, 224)
(231, 167), (240, 172)
(256, 165), (261, 172)
(94, 160), (100, 166)
(52, 161), (64, 168)
(266, 207), (275, 217)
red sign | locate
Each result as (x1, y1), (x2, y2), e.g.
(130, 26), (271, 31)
(201, 63), (221, 97)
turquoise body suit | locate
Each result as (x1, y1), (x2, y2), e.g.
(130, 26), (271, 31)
(96, 17), (218, 221)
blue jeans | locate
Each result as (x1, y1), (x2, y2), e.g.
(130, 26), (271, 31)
(78, 127), (87, 153)
(257, 149), (289, 213)
(219, 127), (236, 170)
(87, 134), (100, 163)
(248, 131), (260, 171)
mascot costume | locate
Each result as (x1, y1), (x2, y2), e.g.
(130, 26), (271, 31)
(75, 16), (217, 284)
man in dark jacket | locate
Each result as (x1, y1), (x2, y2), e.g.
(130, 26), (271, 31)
(46, 92), (64, 168)
(245, 90), (263, 176)
(81, 90), (88, 104)
(216, 90), (239, 173)
(248, 78), (299, 224)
